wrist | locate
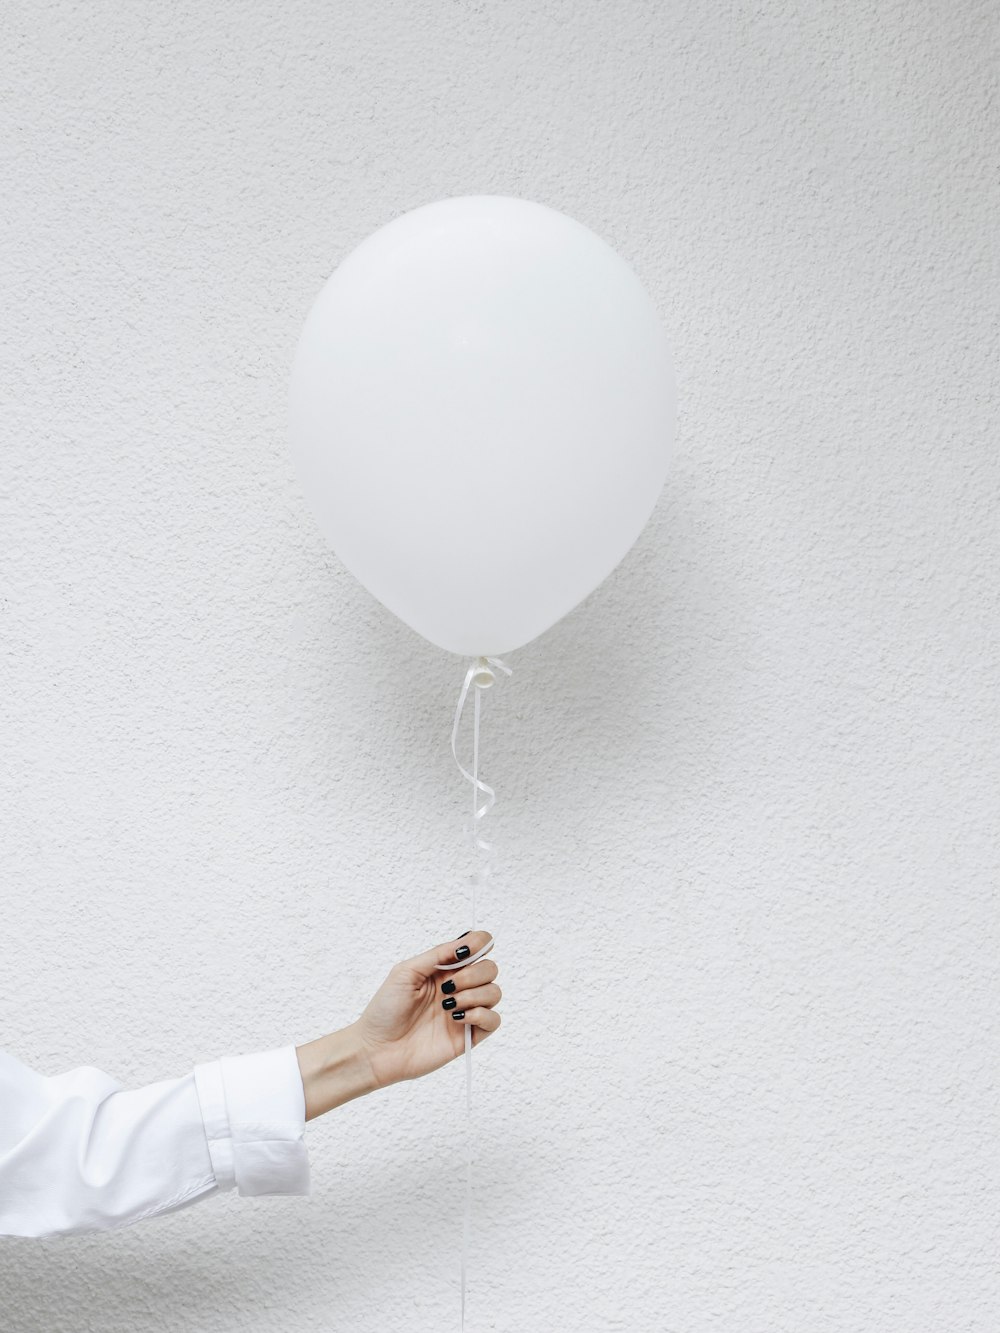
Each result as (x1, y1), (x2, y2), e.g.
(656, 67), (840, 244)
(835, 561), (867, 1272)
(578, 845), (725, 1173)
(295, 1021), (379, 1122)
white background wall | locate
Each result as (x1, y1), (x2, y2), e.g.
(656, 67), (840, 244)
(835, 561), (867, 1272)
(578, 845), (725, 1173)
(1, 2), (997, 1330)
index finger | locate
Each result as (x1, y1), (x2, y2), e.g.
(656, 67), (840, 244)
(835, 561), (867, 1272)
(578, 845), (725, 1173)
(401, 930), (495, 978)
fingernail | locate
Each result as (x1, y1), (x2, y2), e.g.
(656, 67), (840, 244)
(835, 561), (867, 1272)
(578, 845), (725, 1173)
(442, 997), (457, 1010)
(451, 1010), (466, 1020)
(457, 931), (471, 939)
(441, 980), (456, 994)
(455, 945), (471, 960)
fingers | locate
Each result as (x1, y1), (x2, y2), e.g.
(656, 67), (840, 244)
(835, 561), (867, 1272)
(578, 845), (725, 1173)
(400, 930), (494, 980)
(434, 929), (494, 972)
(439, 958), (498, 995)
(441, 981), (501, 1014)
(449, 1006), (502, 1042)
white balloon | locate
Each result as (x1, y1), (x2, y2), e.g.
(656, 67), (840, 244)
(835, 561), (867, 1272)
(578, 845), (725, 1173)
(288, 195), (675, 657)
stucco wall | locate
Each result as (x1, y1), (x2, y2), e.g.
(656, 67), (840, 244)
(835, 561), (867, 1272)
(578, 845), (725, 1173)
(1, 2), (997, 1330)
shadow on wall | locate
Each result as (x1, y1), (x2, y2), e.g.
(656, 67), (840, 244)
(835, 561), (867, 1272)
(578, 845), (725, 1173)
(284, 456), (737, 842)
(0, 1141), (536, 1330)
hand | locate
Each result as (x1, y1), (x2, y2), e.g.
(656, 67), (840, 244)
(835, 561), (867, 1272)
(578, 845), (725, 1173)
(355, 930), (502, 1089)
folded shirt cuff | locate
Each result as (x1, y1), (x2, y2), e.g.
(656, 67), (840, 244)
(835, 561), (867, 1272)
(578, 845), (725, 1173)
(193, 1044), (310, 1198)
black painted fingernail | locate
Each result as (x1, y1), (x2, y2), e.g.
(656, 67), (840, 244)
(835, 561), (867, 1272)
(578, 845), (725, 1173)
(451, 1010), (465, 1020)
(457, 931), (471, 939)
(442, 996), (457, 1010)
(441, 980), (456, 994)
(455, 945), (471, 960)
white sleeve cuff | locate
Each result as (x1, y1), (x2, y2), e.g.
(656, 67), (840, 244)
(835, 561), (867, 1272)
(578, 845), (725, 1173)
(193, 1045), (310, 1198)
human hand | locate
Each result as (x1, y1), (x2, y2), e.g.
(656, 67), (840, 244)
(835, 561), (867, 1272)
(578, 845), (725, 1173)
(354, 930), (502, 1090)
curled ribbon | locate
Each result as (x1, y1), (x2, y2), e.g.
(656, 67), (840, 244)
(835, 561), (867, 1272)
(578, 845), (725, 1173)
(435, 654), (512, 1332)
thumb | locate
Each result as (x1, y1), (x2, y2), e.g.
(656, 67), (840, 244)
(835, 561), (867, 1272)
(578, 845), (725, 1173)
(400, 930), (494, 979)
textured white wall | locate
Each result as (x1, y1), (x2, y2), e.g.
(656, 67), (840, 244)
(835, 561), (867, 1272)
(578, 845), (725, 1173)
(1, 2), (997, 1330)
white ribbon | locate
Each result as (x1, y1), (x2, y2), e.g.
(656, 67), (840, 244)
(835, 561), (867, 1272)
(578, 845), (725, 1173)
(435, 654), (512, 1332)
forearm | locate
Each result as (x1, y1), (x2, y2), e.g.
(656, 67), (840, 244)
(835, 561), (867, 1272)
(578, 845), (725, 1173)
(295, 1021), (380, 1121)
(0, 1044), (310, 1238)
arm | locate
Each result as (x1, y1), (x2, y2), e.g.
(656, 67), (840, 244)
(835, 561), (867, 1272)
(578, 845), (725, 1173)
(0, 930), (501, 1239)
(292, 923), (501, 1119)
(0, 1043), (309, 1240)
(295, 1021), (377, 1121)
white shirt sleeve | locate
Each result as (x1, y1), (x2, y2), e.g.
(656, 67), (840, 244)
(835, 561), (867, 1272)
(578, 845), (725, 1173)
(0, 1043), (310, 1239)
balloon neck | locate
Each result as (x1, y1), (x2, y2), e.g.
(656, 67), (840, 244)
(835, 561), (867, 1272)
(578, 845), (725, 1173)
(472, 656), (496, 689)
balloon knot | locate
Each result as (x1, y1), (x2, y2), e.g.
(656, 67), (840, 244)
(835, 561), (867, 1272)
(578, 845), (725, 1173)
(472, 657), (496, 690)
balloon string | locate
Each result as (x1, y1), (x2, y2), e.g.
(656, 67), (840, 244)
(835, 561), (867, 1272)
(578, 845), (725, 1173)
(437, 654), (512, 1333)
